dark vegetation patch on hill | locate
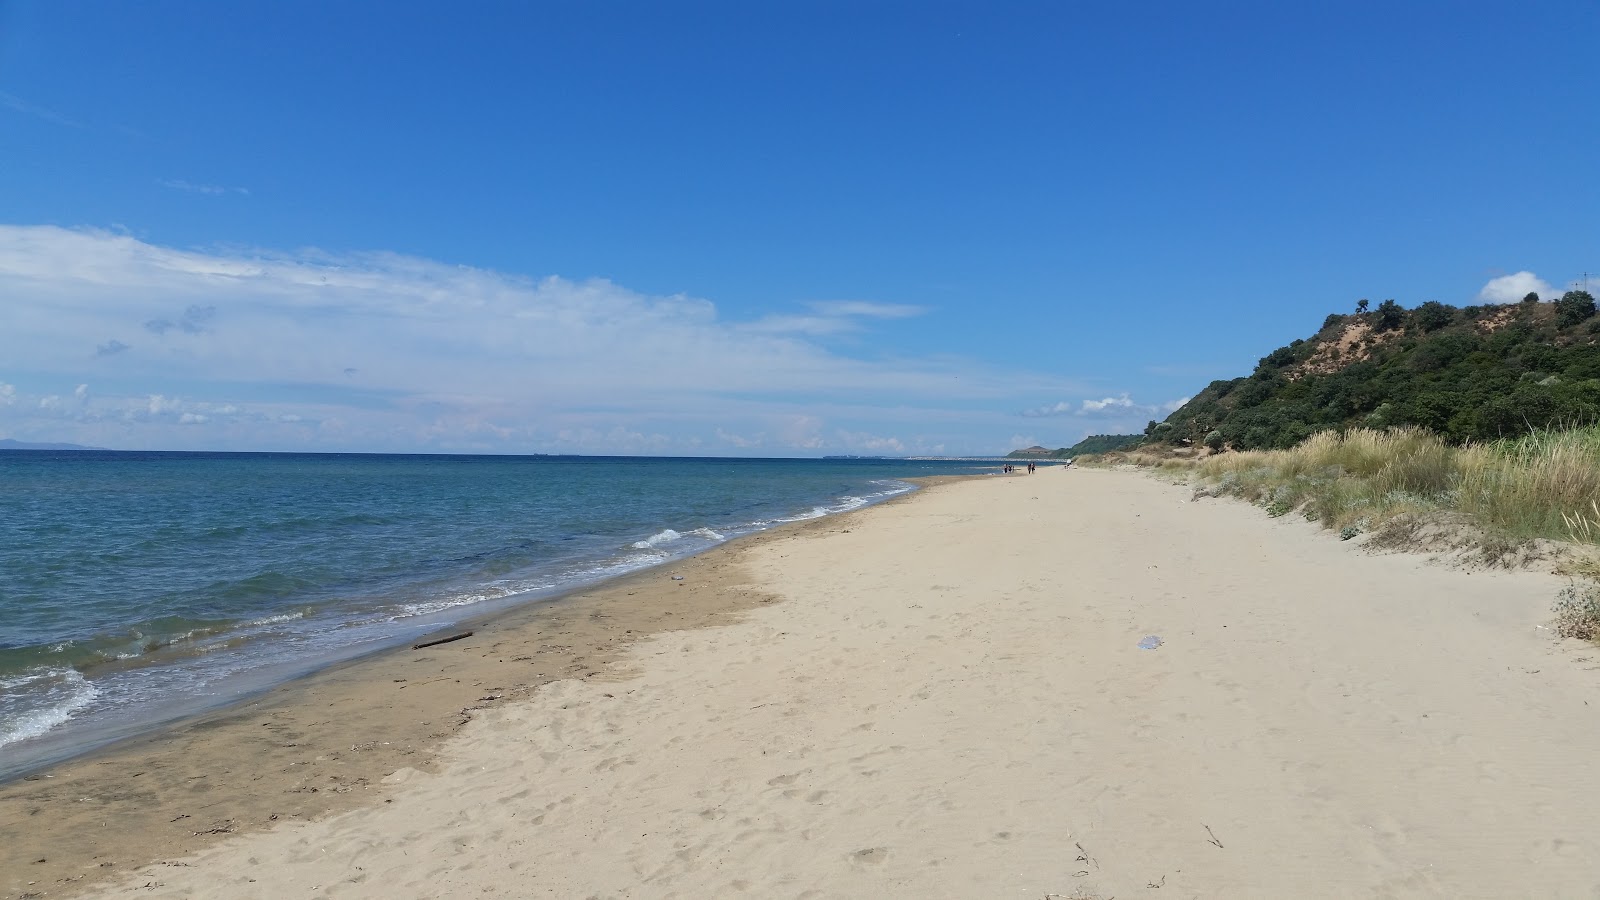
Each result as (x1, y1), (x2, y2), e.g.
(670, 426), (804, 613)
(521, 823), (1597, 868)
(1154, 291), (1600, 451)
(1056, 434), (1145, 457)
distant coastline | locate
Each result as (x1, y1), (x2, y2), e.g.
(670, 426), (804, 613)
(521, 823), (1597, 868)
(0, 439), (108, 451)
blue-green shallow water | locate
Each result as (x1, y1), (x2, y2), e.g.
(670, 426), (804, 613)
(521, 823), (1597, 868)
(0, 451), (1001, 778)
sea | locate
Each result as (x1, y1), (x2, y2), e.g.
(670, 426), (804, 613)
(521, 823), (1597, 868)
(0, 451), (1001, 779)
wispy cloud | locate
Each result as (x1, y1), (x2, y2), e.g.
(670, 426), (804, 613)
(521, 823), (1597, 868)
(159, 179), (250, 196)
(806, 300), (925, 319)
(739, 314), (862, 336)
(1021, 393), (1190, 419)
(0, 91), (84, 128)
(0, 225), (1084, 454)
(743, 299), (928, 336)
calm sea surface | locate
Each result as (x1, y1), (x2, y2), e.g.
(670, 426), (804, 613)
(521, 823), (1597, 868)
(0, 451), (1000, 778)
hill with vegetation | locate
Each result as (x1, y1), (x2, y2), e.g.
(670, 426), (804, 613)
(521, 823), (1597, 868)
(1152, 291), (1600, 451)
(1056, 433), (1145, 457)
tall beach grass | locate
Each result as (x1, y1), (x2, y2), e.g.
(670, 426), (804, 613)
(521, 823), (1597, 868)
(1187, 425), (1600, 546)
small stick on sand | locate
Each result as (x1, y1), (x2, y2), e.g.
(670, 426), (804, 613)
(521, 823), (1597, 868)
(412, 631), (474, 650)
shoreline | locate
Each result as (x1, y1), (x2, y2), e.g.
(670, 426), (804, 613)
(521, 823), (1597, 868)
(0, 470), (948, 785)
(0, 474), (977, 900)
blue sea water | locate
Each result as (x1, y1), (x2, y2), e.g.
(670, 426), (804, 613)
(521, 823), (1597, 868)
(0, 451), (999, 778)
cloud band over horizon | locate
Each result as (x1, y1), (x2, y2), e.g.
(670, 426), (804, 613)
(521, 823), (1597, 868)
(0, 225), (1131, 454)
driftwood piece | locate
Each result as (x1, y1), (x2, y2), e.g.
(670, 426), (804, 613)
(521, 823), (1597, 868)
(412, 631), (474, 650)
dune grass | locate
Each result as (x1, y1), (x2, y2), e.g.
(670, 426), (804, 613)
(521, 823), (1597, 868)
(1188, 425), (1600, 544)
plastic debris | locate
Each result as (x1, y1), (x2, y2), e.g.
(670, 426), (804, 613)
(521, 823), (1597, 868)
(1137, 635), (1163, 650)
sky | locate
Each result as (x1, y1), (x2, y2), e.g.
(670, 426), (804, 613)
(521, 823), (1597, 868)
(1, 1), (1596, 455)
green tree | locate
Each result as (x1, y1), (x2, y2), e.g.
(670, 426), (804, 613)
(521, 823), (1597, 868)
(1356, 298), (1369, 313)
(1522, 291), (1540, 304)
(1374, 299), (1405, 331)
(1556, 290), (1597, 327)
(1411, 300), (1453, 332)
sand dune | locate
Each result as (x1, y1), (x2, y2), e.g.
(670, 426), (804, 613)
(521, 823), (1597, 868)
(99, 469), (1600, 898)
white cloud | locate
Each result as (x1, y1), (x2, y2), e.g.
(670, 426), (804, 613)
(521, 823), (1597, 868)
(0, 383), (14, 405)
(178, 413), (208, 425)
(1080, 394), (1137, 414)
(1007, 434), (1040, 450)
(1479, 271), (1554, 304)
(1020, 393), (1190, 426)
(1022, 393), (1144, 417)
(0, 225), (1086, 454)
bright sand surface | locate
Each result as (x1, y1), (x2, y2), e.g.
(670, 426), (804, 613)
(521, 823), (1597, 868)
(23, 469), (1600, 898)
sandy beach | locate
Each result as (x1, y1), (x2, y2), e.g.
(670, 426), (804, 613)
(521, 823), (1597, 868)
(10, 468), (1600, 899)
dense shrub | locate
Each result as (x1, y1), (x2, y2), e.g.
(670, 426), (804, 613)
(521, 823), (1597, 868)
(1556, 290), (1597, 328)
(1154, 297), (1600, 450)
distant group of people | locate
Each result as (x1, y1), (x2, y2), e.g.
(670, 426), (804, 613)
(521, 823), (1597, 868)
(1001, 462), (1037, 474)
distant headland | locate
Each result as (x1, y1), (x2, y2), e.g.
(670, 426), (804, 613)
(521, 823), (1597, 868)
(0, 439), (108, 451)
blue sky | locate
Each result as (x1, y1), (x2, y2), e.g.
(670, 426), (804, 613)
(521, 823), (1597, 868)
(1, 1), (1595, 454)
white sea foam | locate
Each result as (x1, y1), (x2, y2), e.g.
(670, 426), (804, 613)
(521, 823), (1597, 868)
(772, 483), (911, 523)
(0, 667), (99, 748)
(393, 583), (533, 620)
(631, 529), (683, 549)
(247, 611), (306, 626)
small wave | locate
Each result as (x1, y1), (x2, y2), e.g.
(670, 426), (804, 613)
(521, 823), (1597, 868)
(631, 529), (683, 549)
(772, 483), (912, 523)
(630, 526), (726, 553)
(0, 667), (99, 748)
(389, 574), (564, 620)
(247, 611), (306, 626)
